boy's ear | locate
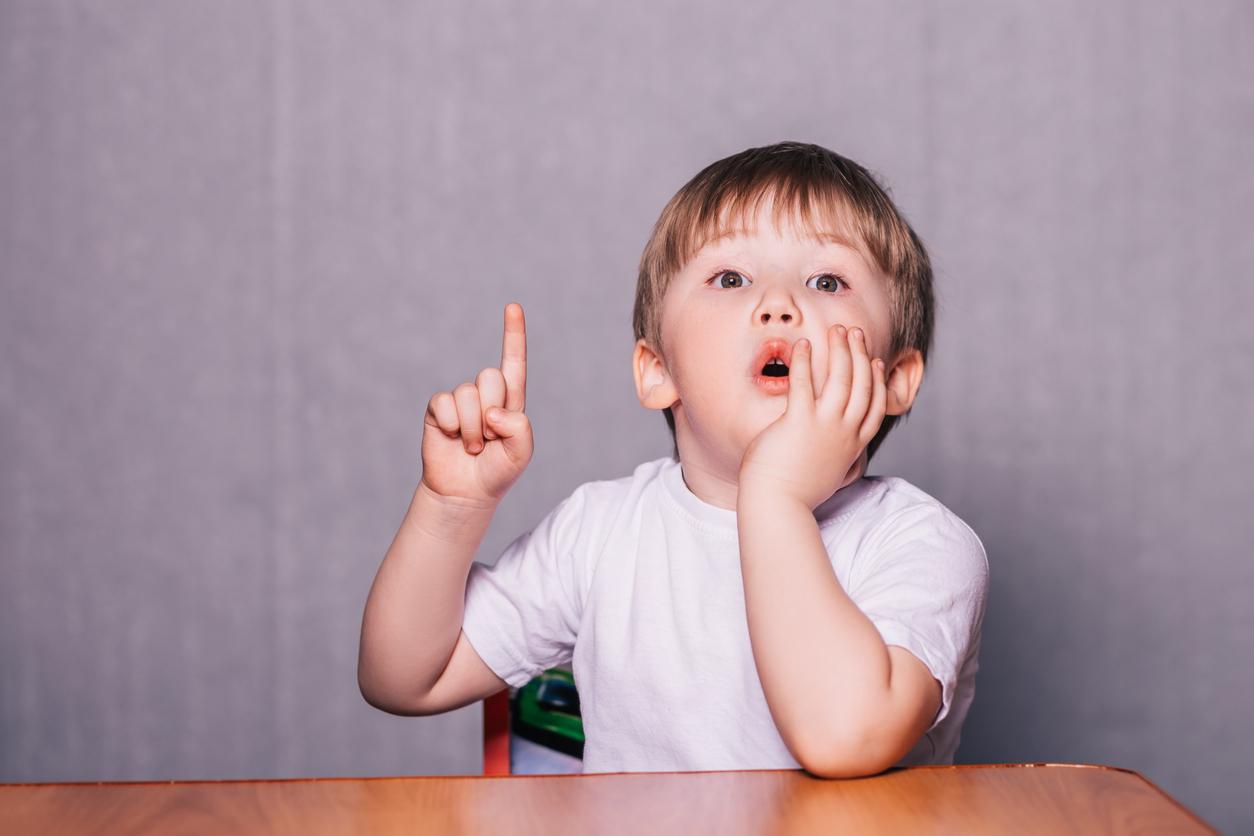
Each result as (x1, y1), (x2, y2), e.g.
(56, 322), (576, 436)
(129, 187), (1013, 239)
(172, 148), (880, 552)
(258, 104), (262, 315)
(884, 348), (925, 416)
(633, 339), (680, 411)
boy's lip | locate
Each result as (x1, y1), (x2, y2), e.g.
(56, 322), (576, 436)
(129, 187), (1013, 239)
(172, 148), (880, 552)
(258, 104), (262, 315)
(748, 337), (796, 383)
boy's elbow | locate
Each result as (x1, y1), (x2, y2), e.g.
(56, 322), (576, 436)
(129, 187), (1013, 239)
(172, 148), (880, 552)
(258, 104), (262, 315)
(357, 667), (397, 714)
(800, 752), (893, 780)
(357, 664), (434, 717)
(794, 728), (897, 779)
(359, 679), (430, 717)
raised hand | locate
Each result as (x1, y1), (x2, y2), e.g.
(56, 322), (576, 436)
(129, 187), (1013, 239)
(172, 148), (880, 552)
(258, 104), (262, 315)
(419, 302), (533, 506)
(739, 324), (887, 511)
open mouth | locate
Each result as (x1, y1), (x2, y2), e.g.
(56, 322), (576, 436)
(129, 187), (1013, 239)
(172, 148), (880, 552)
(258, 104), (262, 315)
(760, 358), (789, 377)
(749, 338), (795, 394)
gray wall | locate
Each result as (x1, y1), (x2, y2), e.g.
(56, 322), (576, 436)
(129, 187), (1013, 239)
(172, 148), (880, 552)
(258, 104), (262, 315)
(2, 0), (1250, 831)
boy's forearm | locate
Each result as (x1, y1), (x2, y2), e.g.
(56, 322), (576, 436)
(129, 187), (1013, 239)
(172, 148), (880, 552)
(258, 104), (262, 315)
(736, 483), (892, 775)
(357, 481), (497, 709)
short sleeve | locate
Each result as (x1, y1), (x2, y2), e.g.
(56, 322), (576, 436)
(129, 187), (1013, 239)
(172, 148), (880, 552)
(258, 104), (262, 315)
(460, 485), (589, 689)
(849, 504), (989, 733)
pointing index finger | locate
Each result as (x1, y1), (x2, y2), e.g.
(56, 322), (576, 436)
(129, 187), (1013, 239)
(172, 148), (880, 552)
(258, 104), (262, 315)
(501, 302), (527, 412)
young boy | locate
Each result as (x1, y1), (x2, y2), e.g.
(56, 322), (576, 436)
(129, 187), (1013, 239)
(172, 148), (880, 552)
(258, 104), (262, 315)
(357, 141), (989, 778)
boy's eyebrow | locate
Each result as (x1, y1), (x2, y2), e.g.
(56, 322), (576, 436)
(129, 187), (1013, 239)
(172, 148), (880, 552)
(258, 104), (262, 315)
(689, 228), (879, 283)
(702, 227), (861, 250)
(694, 230), (869, 270)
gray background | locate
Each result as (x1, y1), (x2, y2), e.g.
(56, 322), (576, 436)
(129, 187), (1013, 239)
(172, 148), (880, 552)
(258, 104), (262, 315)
(2, 0), (1251, 831)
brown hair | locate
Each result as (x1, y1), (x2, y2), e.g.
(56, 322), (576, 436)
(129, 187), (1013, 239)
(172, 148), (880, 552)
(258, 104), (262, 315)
(631, 141), (935, 465)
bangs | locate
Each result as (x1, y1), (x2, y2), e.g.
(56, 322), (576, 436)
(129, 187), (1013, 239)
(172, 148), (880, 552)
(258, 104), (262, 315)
(671, 177), (869, 271)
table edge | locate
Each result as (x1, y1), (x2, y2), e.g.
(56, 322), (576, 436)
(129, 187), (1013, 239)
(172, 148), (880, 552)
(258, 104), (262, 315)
(0, 762), (1169, 786)
(0, 763), (1215, 831)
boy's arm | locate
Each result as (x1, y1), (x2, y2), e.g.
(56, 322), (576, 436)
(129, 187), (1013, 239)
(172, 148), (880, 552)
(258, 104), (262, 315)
(735, 326), (941, 777)
(359, 302), (531, 715)
(357, 481), (507, 714)
(737, 486), (941, 778)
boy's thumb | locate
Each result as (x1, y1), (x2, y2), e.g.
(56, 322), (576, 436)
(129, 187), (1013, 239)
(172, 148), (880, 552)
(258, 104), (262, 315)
(484, 407), (532, 459)
(485, 407), (523, 435)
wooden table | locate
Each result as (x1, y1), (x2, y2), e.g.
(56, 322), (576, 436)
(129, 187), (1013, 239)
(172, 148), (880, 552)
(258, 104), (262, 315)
(0, 763), (1215, 834)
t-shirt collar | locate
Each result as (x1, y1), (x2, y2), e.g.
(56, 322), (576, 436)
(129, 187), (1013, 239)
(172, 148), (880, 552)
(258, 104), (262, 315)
(659, 456), (874, 535)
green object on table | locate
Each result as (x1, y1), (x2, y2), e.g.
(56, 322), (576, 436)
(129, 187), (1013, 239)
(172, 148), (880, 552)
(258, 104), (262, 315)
(511, 667), (584, 759)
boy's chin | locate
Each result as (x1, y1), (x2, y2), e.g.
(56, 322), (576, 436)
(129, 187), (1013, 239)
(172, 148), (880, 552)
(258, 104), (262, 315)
(678, 404), (786, 468)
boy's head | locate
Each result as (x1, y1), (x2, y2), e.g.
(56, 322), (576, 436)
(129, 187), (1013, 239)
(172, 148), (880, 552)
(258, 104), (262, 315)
(631, 141), (933, 478)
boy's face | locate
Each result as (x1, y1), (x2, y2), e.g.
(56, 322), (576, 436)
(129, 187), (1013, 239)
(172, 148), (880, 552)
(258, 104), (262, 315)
(635, 193), (916, 483)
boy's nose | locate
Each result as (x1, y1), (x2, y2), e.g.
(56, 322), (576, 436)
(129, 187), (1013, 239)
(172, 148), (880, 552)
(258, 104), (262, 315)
(756, 290), (800, 324)
(755, 285), (802, 325)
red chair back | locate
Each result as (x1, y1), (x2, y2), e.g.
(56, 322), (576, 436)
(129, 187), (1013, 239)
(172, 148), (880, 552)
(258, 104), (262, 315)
(482, 690), (511, 775)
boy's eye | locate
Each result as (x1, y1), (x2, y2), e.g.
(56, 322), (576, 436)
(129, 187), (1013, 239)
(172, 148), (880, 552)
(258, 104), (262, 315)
(709, 270), (749, 289)
(806, 273), (846, 293)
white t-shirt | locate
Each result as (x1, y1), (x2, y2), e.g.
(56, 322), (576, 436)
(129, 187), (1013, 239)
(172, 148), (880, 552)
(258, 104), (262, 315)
(461, 455), (989, 774)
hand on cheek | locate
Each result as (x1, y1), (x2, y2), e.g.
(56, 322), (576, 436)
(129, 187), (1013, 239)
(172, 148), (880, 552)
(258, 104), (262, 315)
(739, 323), (888, 510)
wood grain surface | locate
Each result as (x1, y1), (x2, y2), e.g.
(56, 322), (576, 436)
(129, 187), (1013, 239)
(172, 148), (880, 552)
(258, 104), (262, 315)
(0, 763), (1215, 835)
